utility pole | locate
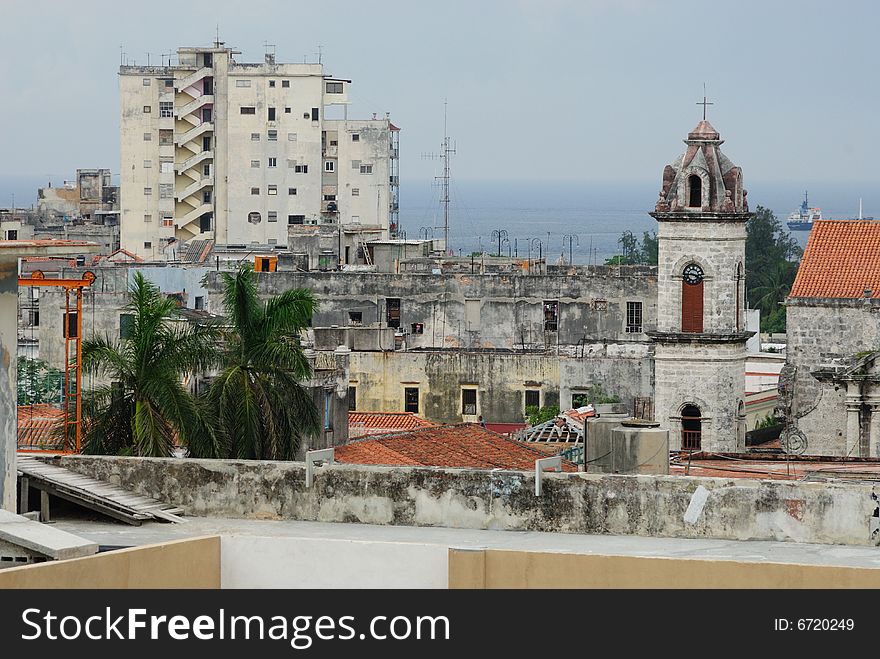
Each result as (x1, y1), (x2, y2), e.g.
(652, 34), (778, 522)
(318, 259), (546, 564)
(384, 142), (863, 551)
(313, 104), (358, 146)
(563, 234), (579, 266)
(491, 229), (508, 257)
(423, 101), (455, 254)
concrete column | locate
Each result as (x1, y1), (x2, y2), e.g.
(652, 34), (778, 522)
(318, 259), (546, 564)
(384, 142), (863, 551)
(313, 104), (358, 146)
(0, 256), (18, 512)
(845, 381), (862, 458)
(868, 396), (880, 459)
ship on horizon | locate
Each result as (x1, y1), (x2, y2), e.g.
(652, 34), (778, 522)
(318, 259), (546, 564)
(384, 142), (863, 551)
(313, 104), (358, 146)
(787, 192), (823, 231)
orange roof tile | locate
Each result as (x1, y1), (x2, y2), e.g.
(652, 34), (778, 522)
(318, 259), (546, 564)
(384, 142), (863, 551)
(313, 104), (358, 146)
(348, 412), (438, 438)
(17, 404), (64, 450)
(335, 423), (577, 472)
(790, 220), (880, 299)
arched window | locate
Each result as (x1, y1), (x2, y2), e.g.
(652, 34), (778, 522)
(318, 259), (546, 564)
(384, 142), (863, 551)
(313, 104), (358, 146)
(681, 404), (702, 450)
(248, 211), (262, 224)
(681, 263), (704, 333)
(688, 174), (702, 208)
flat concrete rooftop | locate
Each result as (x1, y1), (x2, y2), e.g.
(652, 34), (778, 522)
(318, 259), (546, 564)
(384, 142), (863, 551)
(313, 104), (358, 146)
(52, 517), (880, 570)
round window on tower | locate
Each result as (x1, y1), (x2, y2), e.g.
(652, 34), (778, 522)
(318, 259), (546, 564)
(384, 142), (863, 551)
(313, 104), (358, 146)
(682, 263), (704, 285)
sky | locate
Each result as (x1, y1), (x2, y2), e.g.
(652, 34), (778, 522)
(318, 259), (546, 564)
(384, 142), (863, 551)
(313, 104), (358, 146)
(2, 0), (879, 187)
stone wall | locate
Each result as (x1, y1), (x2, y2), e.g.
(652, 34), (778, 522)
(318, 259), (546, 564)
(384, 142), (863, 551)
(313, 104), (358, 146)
(785, 300), (880, 455)
(204, 267), (658, 349)
(53, 455), (880, 546)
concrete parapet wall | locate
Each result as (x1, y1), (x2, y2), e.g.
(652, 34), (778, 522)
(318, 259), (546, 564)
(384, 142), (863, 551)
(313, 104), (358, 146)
(53, 455), (879, 546)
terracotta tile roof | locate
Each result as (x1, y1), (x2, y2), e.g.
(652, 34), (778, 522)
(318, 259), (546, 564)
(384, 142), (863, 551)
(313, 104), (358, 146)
(335, 423), (577, 472)
(17, 404), (64, 450)
(348, 412), (438, 438)
(790, 220), (880, 299)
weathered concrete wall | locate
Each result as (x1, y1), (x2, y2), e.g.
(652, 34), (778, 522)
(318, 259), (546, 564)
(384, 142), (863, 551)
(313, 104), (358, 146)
(0, 257), (17, 511)
(785, 300), (880, 455)
(204, 267), (658, 349)
(348, 346), (652, 424)
(54, 455), (880, 546)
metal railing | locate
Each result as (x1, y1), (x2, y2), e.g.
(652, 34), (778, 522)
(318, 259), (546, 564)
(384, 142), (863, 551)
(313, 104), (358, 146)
(682, 430), (702, 451)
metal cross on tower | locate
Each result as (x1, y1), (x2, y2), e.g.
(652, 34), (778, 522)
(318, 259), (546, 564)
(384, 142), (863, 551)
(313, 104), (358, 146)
(697, 83), (714, 120)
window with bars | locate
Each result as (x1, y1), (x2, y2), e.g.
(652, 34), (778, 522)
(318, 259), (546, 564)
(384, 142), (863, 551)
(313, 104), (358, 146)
(543, 300), (559, 331)
(159, 101), (173, 118)
(404, 387), (419, 414)
(524, 390), (540, 409)
(626, 301), (643, 333)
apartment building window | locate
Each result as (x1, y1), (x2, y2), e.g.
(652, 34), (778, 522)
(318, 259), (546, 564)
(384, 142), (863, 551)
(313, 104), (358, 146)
(352, 188), (359, 196)
(294, 164), (308, 174)
(461, 389), (477, 416)
(202, 108), (212, 122)
(626, 301), (643, 333)
(268, 107), (276, 121)
(194, 296), (204, 311)
(159, 129), (172, 145)
(404, 387), (419, 414)
(235, 79), (251, 87)
(385, 298), (401, 328)
(543, 300), (559, 332)
(144, 187), (152, 196)
(240, 106), (256, 115)
(120, 314), (135, 340)
(352, 133), (360, 142)
(143, 132), (152, 141)
(288, 215), (305, 225)
(248, 212), (262, 225)
(360, 164), (373, 174)
(203, 164), (211, 176)
(348, 311), (363, 326)
(288, 132), (297, 141)
(251, 160), (260, 168)
(268, 157), (277, 168)
(284, 107), (291, 114)
(268, 211), (277, 222)
(268, 185), (278, 195)
(202, 136), (211, 151)
(143, 105), (151, 113)
(143, 160), (152, 168)
(348, 386), (356, 412)
(326, 82), (344, 94)
(411, 323), (424, 335)
(269, 80), (276, 88)
(159, 101), (173, 118)
(142, 78), (151, 86)
(251, 187), (260, 195)
(4, 230), (16, 240)
(144, 214), (152, 223)
(159, 183), (173, 199)
(202, 190), (211, 203)
(163, 78), (174, 89)
(251, 133), (260, 141)
(161, 214), (173, 228)
(143, 241), (152, 249)
(323, 194), (337, 201)
(524, 390), (540, 410)
(288, 188), (297, 195)
(325, 160), (335, 173)
(160, 159), (173, 174)
(282, 80), (290, 88)
(311, 107), (319, 121)
(268, 130), (278, 141)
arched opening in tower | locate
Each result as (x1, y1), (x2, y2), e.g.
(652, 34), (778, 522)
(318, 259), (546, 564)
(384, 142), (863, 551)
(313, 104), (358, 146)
(687, 174), (702, 208)
(681, 404), (702, 450)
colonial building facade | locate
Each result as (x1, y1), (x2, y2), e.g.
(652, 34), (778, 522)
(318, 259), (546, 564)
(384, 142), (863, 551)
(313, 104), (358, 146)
(649, 119), (752, 452)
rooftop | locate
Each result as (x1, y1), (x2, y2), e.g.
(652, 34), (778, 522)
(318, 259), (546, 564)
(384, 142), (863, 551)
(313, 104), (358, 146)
(348, 411), (438, 438)
(334, 423), (578, 471)
(790, 220), (880, 299)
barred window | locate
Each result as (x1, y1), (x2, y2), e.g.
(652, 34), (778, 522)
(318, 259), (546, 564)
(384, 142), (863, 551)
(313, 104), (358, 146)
(159, 101), (173, 118)
(626, 301), (643, 333)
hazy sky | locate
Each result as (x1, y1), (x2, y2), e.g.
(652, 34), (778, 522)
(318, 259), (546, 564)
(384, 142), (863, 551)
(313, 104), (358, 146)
(2, 0), (878, 185)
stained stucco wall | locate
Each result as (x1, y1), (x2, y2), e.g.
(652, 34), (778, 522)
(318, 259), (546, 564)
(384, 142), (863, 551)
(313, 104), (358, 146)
(53, 456), (880, 547)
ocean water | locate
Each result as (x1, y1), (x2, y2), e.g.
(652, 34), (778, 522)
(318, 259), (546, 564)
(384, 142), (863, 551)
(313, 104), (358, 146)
(3, 175), (875, 265)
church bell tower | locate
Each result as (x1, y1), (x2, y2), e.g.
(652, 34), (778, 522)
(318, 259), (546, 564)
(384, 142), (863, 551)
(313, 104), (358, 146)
(649, 111), (753, 452)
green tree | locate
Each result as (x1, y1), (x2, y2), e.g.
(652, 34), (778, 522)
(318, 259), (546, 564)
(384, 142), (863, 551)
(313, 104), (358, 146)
(17, 357), (63, 405)
(203, 263), (320, 460)
(639, 230), (659, 265)
(525, 404), (560, 426)
(606, 230), (658, 266)
(79, 272), (218, 457)
(746, 206), (802, 332)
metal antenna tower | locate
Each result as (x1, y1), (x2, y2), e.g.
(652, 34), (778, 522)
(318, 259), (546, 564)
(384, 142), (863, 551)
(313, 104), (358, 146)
(422, 101), (456, 253)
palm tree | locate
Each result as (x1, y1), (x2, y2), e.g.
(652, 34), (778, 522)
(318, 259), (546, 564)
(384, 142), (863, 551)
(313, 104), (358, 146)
(750, 260), (797, 317)
(78, 272), (218, 457)
(202, 263), (320, 460)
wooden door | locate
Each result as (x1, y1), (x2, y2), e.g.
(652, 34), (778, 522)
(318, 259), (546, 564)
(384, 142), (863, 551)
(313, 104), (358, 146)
(682, 280), (704, 332)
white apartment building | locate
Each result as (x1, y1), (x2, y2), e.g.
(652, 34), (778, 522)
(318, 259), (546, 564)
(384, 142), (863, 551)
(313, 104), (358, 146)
(119, 43), (399, 260)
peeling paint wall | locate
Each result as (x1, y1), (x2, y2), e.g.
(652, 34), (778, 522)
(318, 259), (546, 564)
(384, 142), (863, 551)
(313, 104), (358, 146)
(54, 455), (880, 546)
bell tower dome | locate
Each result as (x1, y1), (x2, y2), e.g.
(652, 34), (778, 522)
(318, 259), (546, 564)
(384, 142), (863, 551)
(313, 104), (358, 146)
(648, 115), (754, 453)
